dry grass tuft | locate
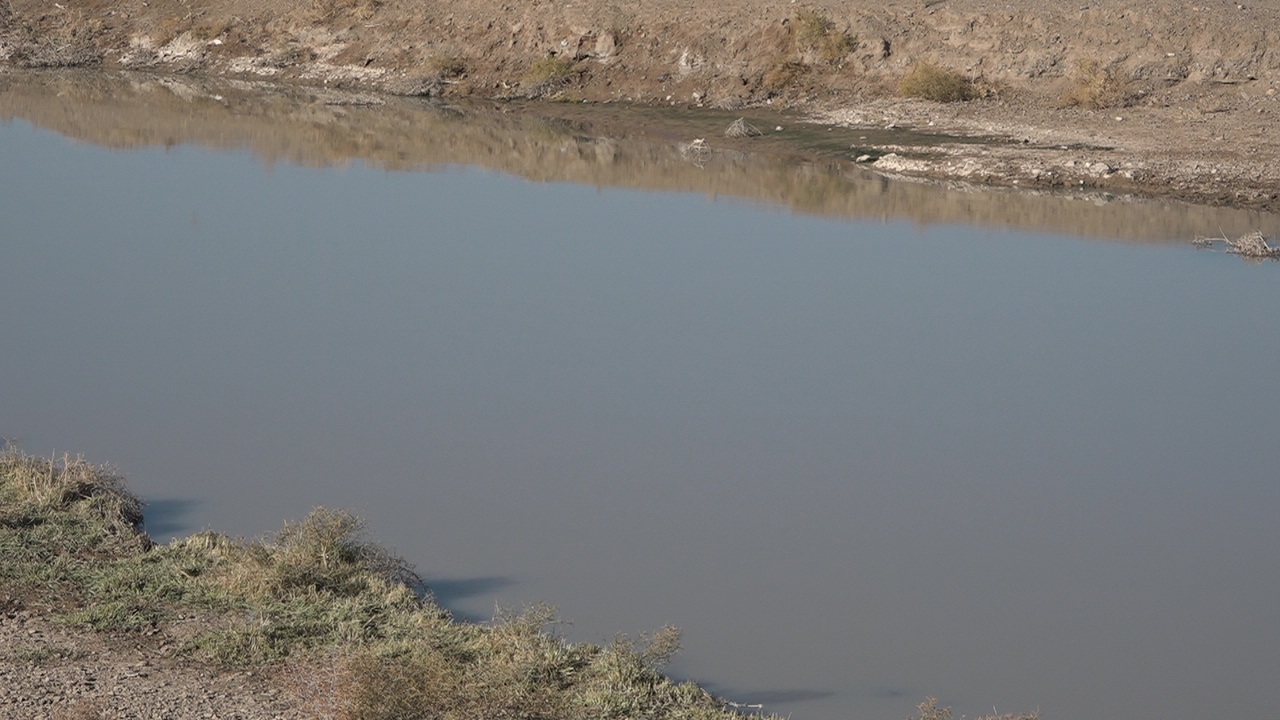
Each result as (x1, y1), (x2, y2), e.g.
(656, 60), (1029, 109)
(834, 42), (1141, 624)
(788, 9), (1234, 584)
(911, 696), (1038, 720)
(191, 17), (236, 41)
(1060, 59), (1134, 109)
(899, 61), (976, 102)
(428, 53), (467, 79)
(0, 446), (144, 538)
(794, 8), (856, 64)
(1193, 230), (1280, 260)
(525, 55), (575, 84)
(308, 0), (383, 23)
(763, 60), (810, 91)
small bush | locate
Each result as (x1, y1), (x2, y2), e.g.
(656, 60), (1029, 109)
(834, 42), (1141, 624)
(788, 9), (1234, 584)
(428, 54), (467, 79)
(525, 55), (575, 85)
(794, 8), (856, 64)
(191, 17), (235, 41)
(1060, 59), (1133, 109)
(763, 60), (810, 91)
(899, 61), (976, 102)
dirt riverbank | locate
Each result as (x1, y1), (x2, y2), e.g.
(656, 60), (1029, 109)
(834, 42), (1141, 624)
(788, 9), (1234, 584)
(3, 0), (1280, 210)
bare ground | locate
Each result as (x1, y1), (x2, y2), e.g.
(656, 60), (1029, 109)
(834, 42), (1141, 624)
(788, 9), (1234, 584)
(2, 0), (1280, 209)
(1, 602), (305, 720)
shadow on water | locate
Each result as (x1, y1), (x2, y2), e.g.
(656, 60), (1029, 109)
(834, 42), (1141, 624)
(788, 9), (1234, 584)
(138, 497), (201, 539)
(699, 682), (836, 708)
(424, 575), (519, 622)
(2, 68), (1278, 244)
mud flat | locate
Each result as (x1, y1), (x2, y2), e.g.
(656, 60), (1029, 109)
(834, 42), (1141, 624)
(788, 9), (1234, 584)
(3, 0), (1280, 209)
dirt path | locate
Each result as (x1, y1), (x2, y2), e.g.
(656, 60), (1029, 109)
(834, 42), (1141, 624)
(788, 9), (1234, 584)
(1, 605), (305, 720)
(3, 0), (1280, 209)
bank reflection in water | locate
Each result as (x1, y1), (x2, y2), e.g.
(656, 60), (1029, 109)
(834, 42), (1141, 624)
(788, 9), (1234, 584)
(3, 68), (1278, 243)
(3, 68), (1280, 720)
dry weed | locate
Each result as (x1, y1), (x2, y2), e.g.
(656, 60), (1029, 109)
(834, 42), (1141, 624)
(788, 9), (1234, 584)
(525, 55), (575, 84)
(149, 16), (190, 47)
(914, 697), (952, 720)
(724, 117), (762, 138)
(191, 17), (235, 41)
(794, 8), (856, 64)
(911, 697), (1038, 720)
(899, 61), (975, 102)
(428, 53), (467, 78)
(1060, 59), (1133, 109)
(309, 0), (382, 23)
(763, 60), (810, 91)
(1193, 230), (1280, 260)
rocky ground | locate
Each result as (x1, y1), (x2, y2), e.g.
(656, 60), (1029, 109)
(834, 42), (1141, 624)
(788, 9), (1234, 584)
(2, 0), (1279, 209)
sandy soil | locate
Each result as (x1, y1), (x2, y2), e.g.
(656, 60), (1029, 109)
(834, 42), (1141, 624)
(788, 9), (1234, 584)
(2, 0), (1280, 209)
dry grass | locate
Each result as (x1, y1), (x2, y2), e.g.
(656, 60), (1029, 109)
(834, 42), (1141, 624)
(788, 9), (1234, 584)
(308, 0), (383, 23)
(148, 16), (191, 47)
(794, 8), (856, 64)
(1193, 230), (1280, 260)
(762, 60), (810, 91)
(912, 696), (1038, 720)
(724, 117), (762, 138)
(525, 55), (575, 84)
(191, 17), (236, 41)
(1060, 59), (1134, 109)
(899, 61), (976, 102)
(428, 53), (467, 79)
(1, 446), (767, 720)
(0, 447), (144, 541)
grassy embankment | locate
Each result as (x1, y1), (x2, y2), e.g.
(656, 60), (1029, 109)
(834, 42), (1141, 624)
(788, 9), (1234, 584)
(0, 446), (768, 719)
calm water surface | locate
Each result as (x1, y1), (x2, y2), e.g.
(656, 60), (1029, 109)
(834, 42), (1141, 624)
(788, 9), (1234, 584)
(3, 77), (1279, 720)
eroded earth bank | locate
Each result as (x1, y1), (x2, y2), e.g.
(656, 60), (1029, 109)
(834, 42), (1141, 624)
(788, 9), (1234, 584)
(3, 0), (1280, 208)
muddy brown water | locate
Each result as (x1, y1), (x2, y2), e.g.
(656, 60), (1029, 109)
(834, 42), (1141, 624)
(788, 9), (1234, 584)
(3, 71), (1280, 720)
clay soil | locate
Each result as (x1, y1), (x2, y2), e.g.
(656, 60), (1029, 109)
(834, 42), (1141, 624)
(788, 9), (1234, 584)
(2, 0), (1280, 209)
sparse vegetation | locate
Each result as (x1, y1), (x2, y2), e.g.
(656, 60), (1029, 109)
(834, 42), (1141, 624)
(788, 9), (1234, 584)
(428, 53), (467, 79)
(899, 61), (976, 102)
(191, 17), (236, 41)
(1192, 230), (1280, 260)
(724, 117), (763, 137)
(0, 446), (769, 720)
(911, 696), (1039, 720)
(1060, 59), (1134, 109)
(794, 8), (856, 64)
(525, 55), (575, 85)
(308, 0), (383, 23)
(763, 59), (810, 91)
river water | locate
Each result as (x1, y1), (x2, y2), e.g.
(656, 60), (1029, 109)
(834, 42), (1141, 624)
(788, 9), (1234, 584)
(3, 71), (1279, 720)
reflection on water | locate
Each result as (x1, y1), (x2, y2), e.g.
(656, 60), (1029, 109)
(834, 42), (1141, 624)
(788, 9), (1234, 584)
(3, 69), (1279, 243)
(3, 69), (1280, 720)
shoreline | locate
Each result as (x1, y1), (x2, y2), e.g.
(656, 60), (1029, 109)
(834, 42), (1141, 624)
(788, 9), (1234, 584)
(3, 0), (1280, 212)
(5, 67), (1280, 249)
(0, 448), (783, 720)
